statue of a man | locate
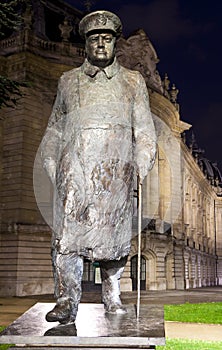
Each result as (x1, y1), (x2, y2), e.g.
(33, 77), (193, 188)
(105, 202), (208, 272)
(41, 10), (156, 324)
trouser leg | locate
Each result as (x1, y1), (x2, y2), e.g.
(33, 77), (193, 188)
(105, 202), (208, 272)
(100, 256), (128, 313)
(46, 242), (83, 323)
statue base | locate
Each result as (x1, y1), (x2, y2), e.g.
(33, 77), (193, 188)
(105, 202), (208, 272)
(0, 302), (165, 349)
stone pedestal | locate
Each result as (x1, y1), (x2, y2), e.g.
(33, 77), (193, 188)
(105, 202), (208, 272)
(0, 303), (165, 349)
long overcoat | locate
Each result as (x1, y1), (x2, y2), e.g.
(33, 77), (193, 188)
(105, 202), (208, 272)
(41, 58), (156, 261)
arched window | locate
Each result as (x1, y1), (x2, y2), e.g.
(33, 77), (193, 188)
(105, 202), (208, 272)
(130, 255), (146, 290)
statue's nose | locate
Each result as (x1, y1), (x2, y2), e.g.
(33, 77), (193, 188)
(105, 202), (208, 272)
(98, 36), (105, 47)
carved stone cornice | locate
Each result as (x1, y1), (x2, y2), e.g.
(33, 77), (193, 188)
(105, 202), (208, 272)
(149, 90), (191, 136)
(182, 141), (218, 199)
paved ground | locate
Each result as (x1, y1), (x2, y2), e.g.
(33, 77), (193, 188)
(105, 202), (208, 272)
(1, 287), (222, 341)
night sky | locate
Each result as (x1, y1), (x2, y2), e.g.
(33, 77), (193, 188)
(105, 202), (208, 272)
(66, 0), (222, 169)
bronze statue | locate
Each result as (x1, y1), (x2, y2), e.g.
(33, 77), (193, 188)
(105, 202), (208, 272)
(41, 10), (156, 324)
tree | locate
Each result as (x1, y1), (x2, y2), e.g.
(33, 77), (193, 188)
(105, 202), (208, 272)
(0, 0), (27, 109)
(0, 76), (27, 108)
(0, 0), (23, 37)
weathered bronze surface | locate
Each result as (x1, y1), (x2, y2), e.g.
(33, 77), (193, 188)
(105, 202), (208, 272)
(40, 10), (156, 324)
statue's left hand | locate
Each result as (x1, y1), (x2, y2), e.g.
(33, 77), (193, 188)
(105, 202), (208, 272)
(43, 158), (56, 184)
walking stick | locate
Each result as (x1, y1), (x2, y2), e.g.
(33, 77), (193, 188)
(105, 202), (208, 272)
(137, 177), (142, 320)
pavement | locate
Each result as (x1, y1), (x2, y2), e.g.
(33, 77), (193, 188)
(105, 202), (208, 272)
(1, 287), (222, 342)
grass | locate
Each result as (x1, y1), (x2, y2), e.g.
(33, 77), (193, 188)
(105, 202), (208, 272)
(159, 303), (222, 349)
(0, 327), (12, 350)
(164, 302), (222, 324)
(156, 338), (222, 349)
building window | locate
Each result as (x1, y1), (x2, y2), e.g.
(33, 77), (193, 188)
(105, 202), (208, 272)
(82, 259), (102, 291)
(82, 259), (94, 282)
(131, 255), (146, 291)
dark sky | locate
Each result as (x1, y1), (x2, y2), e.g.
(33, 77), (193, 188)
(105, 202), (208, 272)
(66, 0), (222, 169)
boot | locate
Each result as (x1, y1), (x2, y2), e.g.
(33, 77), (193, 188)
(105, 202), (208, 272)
(100, 257), (127, 314)
(46, 299), (76, 324)
(47, 251), (83, 324)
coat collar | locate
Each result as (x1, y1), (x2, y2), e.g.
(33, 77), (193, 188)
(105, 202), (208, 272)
(82, 57), (120, 79)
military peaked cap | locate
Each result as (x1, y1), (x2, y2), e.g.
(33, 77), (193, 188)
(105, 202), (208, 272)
(79, 10), (122, 38)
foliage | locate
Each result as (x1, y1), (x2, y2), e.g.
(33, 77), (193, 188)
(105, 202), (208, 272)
(164, 302), (222, 324)
(0, 0), (24, 38)
(0, 76), (28, 109)
(0, 327), (12, 350)
(0, 345), (12, 350)
(0, 0), (28, 109)
(156, 338), (222, 350)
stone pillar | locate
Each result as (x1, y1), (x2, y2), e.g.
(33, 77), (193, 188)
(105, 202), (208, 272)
(202, 258), (207, 287)
(174, 245), (185, 289)
(156, 252), (166, 290)
(0, 51), (71, 296)
(217, 257), (222, 285)
(0, 88), (54, 296)
(197, 254), (202, 287)
(165, 253), (176, 289)
(189, 254), (197, 289)
(183, 252), (189, 289)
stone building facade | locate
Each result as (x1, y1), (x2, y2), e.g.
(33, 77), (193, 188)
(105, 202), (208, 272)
(0, 0), (221, 296)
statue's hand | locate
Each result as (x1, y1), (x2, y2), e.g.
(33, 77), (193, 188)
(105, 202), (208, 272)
(43, 158), (56, 184)
(136, 152), (153, 183)
(137, 165), (147, 184)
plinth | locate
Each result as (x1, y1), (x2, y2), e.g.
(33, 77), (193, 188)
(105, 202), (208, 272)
(0, 303), (165, 349)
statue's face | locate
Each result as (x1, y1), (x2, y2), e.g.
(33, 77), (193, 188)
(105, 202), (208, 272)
(85, 31), (116, 68)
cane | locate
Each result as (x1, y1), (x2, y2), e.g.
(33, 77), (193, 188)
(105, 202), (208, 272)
(136, 176), (142, 320)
